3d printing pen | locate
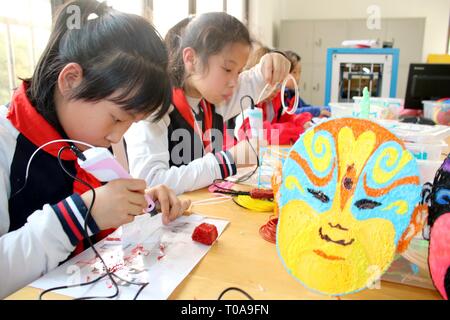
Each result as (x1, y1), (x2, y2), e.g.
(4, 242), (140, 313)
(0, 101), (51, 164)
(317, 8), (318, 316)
(76, 147), (156, 213)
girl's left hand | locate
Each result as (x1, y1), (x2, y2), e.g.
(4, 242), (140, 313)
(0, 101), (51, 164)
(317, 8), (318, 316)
(260, 52), (291, 86)
(146, 185), (192, 225)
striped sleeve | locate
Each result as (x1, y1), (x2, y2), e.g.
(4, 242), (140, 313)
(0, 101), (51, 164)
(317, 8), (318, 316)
(214, 150), (237, 179)
(51, 194), (100, 246)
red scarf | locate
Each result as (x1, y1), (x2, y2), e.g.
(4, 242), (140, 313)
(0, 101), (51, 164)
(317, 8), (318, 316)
(172, 88), (214, 153)
(7, 82), (114, 256)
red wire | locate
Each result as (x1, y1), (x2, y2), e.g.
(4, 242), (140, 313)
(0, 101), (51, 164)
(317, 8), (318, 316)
(259, 217), (278, 244)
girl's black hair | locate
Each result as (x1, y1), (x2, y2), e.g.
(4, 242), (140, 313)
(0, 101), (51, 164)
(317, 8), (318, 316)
(285, 50), (301, 73)
(165, 12), (251, 88)
(25, 0), (171, 130)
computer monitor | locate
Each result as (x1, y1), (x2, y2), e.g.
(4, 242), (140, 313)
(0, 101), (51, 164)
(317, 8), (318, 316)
(404, 63), (450, 109)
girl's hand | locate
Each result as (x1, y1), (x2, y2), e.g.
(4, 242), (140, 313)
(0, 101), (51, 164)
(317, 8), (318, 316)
(229, 137), (267, 168)
(320, 109), (332, 117)
(82, 179), (148, 230)
(260, 53), (291, 86)
(145, 185), (191, 225)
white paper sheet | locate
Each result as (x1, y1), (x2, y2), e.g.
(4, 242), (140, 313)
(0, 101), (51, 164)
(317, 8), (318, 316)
(30, 214), (229, 300)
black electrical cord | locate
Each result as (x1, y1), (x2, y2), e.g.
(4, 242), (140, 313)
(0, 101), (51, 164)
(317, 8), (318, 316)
(39, 146), (149, 300)
(210, 179), (252, 196)
(217, 287), (254, 300)
(212, 95), (263, 195)
(39, 146), (119, 300)
(232, 95), (261, 184)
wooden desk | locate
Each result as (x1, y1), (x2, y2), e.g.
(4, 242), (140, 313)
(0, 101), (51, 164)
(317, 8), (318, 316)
(8, 133), (449, 300)
(6, 187), (442, 300)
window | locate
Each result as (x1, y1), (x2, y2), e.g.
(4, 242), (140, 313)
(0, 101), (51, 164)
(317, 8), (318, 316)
(152, 0), (189, 38)
(0, 0), (52, 103)
(0, 0), (248, 103)
(196, 0), (223, 14)
(226, 0), (245, 22)
(106, 0), (144, 15)
(196, 0), (246, 22)
(152, 0), (246, 37)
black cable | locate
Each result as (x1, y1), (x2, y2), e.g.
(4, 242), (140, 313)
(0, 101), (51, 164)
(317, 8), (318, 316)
(217, 287), (254, 300)
(39, 146), (119, 300)
(212, 96), (267, 195)
(39, 273), (110, 299)
(39, 146), (149, 300)
(61, 145), (150, 300)
(10, 143), (85, 199)
(9, 180), (29, 200)
(232, 95), (261, 184)
(210, 179), (251, 197)
(60, 145), (149, 299)
(133, 282), (149, 300)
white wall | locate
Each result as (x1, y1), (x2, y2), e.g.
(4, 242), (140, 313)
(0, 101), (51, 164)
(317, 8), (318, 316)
(249, 0), (450, 61)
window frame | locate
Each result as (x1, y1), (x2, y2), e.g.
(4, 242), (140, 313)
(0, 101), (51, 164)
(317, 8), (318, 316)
(1, 0), (53, 99)
(51, 0), (249, 30)
(141, 0), (249, 39)
(0, 0), (249, 100)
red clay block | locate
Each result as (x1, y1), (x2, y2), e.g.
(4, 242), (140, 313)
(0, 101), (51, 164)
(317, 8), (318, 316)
(192, 223), (218, 245)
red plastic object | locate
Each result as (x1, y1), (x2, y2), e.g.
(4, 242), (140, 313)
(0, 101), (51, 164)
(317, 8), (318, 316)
(192, 223), (218, 245)
(250, 189), (274, 199)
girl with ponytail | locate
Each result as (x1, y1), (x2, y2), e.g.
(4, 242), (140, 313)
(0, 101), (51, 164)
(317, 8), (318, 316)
(0, 0), (190, 298)
(125, 12), (292, 195)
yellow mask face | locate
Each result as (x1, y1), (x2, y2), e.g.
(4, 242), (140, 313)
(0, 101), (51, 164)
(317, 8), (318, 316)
(277, 118), (421, 296)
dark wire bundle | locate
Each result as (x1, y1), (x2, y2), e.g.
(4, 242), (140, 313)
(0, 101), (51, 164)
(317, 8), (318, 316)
(212, 179), (274, 199)
(232, 95), (261, 183)
(217, 287), (254, 300)
(39, 146), (149, 300)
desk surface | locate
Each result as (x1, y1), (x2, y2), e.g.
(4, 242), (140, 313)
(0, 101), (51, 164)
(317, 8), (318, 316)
(7, 186), (442, 300)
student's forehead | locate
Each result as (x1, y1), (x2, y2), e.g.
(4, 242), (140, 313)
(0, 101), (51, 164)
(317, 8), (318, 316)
(219, 43), (251, 63)
(107, 102), (142, 120)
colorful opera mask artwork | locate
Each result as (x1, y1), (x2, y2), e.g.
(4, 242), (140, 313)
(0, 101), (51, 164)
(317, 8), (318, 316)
(277, 118), (422, 296)
(428, 156), (450, 300)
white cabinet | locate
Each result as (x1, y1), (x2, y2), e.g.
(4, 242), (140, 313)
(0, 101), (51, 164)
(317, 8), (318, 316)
(298, 62), (313, 103)
(278, 20), (314, 64)
(386, 18), (425, 99)
(385, 18), (425, 65)
(311, 64), (327, 106)
(312, 20), (348, 66)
